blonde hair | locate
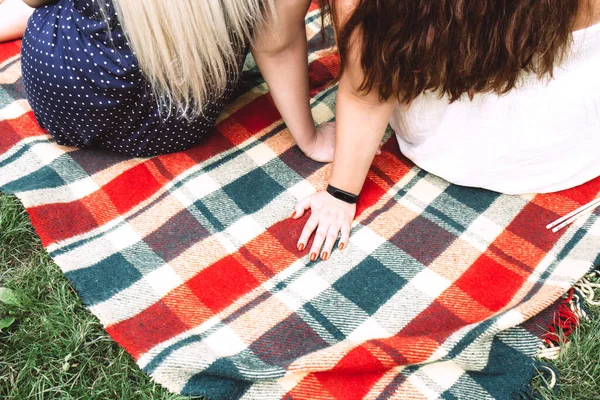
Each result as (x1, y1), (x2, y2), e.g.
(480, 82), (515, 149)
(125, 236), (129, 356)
(102, 0), (273, 118)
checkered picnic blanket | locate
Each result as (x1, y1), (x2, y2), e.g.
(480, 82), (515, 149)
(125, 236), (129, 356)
(1, 4), (600, 399)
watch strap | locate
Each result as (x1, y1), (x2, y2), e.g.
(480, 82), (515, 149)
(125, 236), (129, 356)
(326, 184), (359, 204)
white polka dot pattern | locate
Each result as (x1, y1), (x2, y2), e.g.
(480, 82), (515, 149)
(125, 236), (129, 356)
(21, 0), (243, 157)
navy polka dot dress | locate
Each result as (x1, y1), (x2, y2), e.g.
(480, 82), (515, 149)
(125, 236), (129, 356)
(21, 0), (243, 157)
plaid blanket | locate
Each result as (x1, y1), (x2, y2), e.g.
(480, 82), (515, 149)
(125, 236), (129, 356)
(1, 4), (599, 399)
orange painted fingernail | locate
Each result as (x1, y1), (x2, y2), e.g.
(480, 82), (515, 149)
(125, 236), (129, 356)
(290, 211), (296, 219)
(321, 252), (329, 261)
(297, 243), (305, 251)
(338, 242), (345, 250)
(310, 252), (317, 261)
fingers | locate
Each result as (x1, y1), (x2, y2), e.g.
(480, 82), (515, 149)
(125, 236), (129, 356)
(320, 225), (340, 260)
(338, 220), (351, 251)
(291, 196), (312, 219)
(297, 214), (319, 252)
(309, 224), (329, 261)
(295, 217), (352, 261)
(293, 191), (355, 261)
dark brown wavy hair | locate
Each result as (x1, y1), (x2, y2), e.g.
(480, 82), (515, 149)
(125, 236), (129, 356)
(320, 0), (585, 103)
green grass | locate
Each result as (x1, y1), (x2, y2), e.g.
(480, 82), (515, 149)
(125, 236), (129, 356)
(0, 194), (195, 399)
(531, 275), (600, 400)
(0, 192), (598, 399)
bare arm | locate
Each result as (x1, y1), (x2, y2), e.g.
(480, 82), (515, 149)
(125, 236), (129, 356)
(0, 0), (35, 43)
(251, 0), (333, 161)
(328, 59), (396, 196)
(21, 0), (54, 7)
(293, 0), (395, 261)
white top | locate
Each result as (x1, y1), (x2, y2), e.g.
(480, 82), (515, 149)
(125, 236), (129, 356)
(391, 22), (600, 194)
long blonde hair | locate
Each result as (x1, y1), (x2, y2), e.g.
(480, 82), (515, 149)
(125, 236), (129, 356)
(102, 0), (273, 118)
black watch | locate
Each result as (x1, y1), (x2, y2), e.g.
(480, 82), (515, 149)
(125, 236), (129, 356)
(326, 184), (359, 204)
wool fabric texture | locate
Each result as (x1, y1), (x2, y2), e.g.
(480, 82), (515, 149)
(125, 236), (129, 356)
(1, 4), (599, 399)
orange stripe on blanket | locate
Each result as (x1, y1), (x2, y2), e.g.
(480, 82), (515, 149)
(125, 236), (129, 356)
(28, 162), (165, 245)
(0, 111), (48, 152)
(531, 176), (600, 218)
(286, 374), (337, 400)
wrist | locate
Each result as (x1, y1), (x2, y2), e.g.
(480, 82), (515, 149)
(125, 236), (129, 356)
(296, 125), (318, 155)
(326, 184), (359, 204)
(329, 170), (366, 198)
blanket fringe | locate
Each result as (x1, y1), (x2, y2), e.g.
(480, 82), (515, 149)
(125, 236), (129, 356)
(526, 266), (600, 398)
(540, 268), (599, 353)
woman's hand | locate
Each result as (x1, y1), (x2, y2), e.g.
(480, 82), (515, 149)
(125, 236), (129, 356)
(302, 122), (336, 163)
(292, 190), (356, 261)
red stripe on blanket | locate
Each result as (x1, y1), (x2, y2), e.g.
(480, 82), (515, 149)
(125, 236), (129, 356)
(109, 242), (297, 357)
(0, 112), (48, 152)
(188, 125), (238, 163)
(374, 138), (415, 182)
(354, 141), (414, 218)
(532, 176), (600, 215)
(187, 254), (260, 313)
(378, 335), (440, 365)
(455, 254), (524, 312)
(106, 300), (189, 360)
(0, 119), (22, 154)
(113, 221), (307, 351)
(357, 175), (387, 217)
(313, 346), (386, 400)
(152, 152), (198, 180)
(315, 53), (341, 78)
(229, 95), (281, 144)
(308, 56), (340, 97)
(103, 162), (162, 214)
(507, 202), (567, 253)
(29, 162), (164, 245)
(553, 175), (600, 205)
(399, 300), (468, 345)
(28, 200), (99, 246)
(0, 40), (21, 62)
(264, 218), (307, 255)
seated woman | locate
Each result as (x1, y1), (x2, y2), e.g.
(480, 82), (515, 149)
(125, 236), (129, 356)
(0, 0), (335, 160)
(294, 0), (600, 260)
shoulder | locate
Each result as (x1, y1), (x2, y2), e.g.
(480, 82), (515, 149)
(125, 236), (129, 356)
(573, 0), (600, 31)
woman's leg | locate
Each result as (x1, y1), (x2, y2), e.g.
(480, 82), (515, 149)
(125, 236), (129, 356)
(0, 0), (34, 43)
